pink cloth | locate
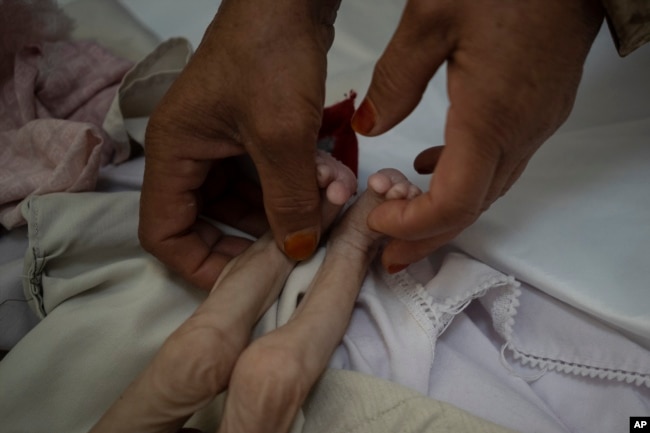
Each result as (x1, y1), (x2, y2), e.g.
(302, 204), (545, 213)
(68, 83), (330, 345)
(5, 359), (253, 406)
(0, 40), (133, 229)
(0, 0), (73, 79)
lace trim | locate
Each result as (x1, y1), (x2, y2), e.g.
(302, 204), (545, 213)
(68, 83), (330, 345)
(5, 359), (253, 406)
(488, 282), (522, 343)
(492, 287), (650, 388)
(380, 261), (650, 388)
(378, 265), (437, 350)
(502, 343), (650, 387)
(379, 263), (518, 352)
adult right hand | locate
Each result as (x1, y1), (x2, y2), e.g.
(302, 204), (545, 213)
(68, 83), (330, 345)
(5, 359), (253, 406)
(139, 0), (341, 290)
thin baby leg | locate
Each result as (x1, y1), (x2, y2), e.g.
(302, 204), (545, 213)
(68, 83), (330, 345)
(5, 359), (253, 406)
(219, 168), (421, 433)
(89, 152), (357, 433)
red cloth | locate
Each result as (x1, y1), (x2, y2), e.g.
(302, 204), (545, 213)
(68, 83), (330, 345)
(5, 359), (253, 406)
(318, 91), (358, 177)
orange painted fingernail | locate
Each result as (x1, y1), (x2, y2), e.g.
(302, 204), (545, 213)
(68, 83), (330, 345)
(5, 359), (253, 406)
(284, 230), (318, 261)
(386, 264), (408, 274)
(351, 99), (376, 135)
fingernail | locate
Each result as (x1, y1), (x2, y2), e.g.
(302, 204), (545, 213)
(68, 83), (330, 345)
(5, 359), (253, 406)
(351, 99), (376, 135)
(284, 230), (318, 261)
(386, 264), (408, 274)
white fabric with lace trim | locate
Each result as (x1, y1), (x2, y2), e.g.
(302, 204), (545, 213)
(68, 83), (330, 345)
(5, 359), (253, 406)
(481, 281), (650, 388)
(329, 251), (650, 433)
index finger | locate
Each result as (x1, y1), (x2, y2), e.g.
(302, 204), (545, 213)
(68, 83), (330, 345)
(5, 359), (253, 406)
(367, 125), (500, 240)
(139, 151), (248, 291)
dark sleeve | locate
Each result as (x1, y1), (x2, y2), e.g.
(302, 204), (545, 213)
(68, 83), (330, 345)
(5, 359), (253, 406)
(602, 0), (650, 56)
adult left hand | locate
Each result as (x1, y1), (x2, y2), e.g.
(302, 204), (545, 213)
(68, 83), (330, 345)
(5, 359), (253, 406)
(352, 0), (604, 271)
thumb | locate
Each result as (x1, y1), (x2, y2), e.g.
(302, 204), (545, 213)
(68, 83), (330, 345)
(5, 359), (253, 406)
(250, 132), (322, 262)
(352, 1), (455, 136)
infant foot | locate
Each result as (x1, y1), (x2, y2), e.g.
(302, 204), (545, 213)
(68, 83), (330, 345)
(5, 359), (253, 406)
(327, 168), (421, 256)
(314, 150), (358, 228)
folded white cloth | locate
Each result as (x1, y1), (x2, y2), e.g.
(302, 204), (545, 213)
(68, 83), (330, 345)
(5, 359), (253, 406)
(454, 118), (650, 349)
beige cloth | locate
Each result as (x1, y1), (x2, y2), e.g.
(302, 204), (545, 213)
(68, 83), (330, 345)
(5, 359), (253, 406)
(102, 37), (192, 148)
(304, 369), (517, 433)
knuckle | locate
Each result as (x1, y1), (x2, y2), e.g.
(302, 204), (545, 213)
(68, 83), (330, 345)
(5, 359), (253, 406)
(404, 0), (451, 29)
(159, 323), (240, 402)
(400, 0), (455, 49)
(235, 344), (307, 408)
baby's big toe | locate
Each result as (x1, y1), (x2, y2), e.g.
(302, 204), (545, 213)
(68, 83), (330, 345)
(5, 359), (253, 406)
(368, 168), (414, 200)
(385, 182), (411, 200)
(316, 151), (357, 197)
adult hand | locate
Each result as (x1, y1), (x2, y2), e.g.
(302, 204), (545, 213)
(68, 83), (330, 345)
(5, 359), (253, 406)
(351, 0), (604, 271)
(139, 0), (341, 290)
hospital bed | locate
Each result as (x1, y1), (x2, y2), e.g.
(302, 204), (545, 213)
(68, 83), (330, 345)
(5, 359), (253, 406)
(0, 1), (648, 432)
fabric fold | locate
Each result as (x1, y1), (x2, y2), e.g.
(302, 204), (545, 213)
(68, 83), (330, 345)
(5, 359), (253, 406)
(0, 38), (133, 229)
(481, 281), (650, 388)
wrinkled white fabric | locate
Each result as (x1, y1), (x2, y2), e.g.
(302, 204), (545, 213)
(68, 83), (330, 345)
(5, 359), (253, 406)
(484, 281), (650, 387)
(479, 281), (650, 433)
(454, 118), (650, 349)
(328, 257), (563, 433)
(330, 254), (519, 395)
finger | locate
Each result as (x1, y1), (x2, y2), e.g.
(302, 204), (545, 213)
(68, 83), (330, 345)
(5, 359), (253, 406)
(415, 147), (530, 216)
(248, 123), (323, 262)
(193, 219), (255, 258)
(381, 159), (528, 270)
(197, 159), (269, 238)
(368, 124), (500, 240)
(381, 228), (463, 270)
(502, 157), (530, 196)
(413, 145), (444, 174)
(139, 153), (247, 291)
(203, 189), (269, 238)
(351, 0), (455, 136)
